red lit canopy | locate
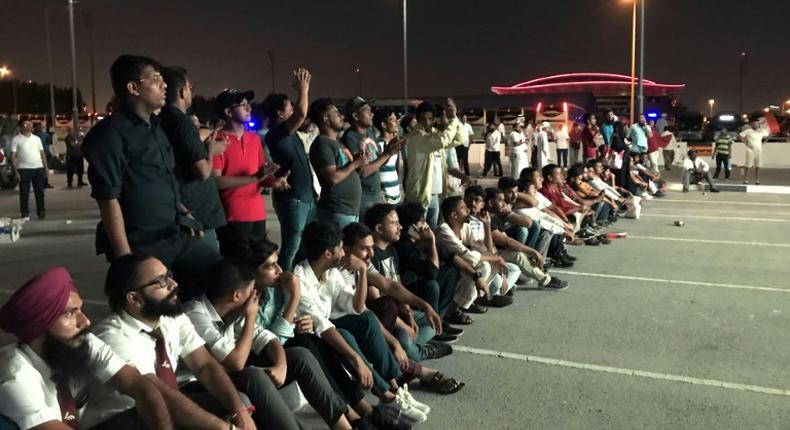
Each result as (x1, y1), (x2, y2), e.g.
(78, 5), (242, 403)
(491, 72), (685, 97)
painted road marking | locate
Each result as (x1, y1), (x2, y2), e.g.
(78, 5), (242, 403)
(627, 235), (790, 248)
(550, 271), (790, 294)
(641, 213), (790, 223)
(454, 345), (790, 397)
(658, 199), (790, 207)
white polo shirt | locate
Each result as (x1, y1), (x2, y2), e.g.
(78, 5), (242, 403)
(738, 128), (768, 151)
(683, 157), (709, 173)
(293, 259), (361, 336)
(184, 295), (277, 362)
(461, 122), (474, 147)
(0, 334), (125, 430)
(508, 131), (527, 154)
(10, 134), (44, 169)
(82, 311), (205, 428)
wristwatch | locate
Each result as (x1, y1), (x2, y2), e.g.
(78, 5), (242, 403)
(472, 271), (482, 281)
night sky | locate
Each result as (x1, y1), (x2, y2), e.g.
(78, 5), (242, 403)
(2, 0), (788, 114)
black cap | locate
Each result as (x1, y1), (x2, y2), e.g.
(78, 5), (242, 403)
(343, 96), (370, 120)
(215, 89), (255, 117)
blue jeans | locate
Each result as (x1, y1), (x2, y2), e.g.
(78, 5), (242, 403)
(395, 311), (436, 362)
(333, 311), (401, 393)
(436, 263), (461, 317)
(0, 415), (17, 430)
(424, 194), (441, 229)
(273, 197), (317, 271)
(317, 207), (358, 230)
(490, 262), (521, 295)
(405, 278), (439, 313)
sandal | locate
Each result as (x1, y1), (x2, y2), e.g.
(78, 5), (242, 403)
(444, 310), (474, 325)
(424, 372), (465, 395)
(463, 302), (488, 314)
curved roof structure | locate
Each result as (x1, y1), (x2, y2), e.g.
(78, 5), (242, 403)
(491, 72), (685, 97)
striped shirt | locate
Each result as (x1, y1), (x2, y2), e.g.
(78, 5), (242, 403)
(714, 132), (733, 155)
(377, 137), (401, 204)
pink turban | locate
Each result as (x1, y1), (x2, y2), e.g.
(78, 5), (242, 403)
(0, 267), (77, 342)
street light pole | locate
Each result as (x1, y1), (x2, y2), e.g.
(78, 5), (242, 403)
(355, 68), (362, 96)
(708, 99), (715, 118)
(637, 0), (645, 115)
(738, 51), (747, 114)
(67, 0), (80, 134)
(402, 0), (408, 115)
(45, 7), (58, 132)
(629, 0), (636, 124)
(267, 50), (275, 93)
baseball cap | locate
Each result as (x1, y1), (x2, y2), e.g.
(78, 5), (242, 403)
(215, 89), (255, 117)
(343, 96), (371, 120)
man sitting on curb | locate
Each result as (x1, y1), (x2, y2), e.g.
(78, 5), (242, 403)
(682, 150), (719, 193)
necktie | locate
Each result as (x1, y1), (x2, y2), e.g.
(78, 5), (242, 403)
(56, 379), (79, 429)
(149, 328), (178, 389)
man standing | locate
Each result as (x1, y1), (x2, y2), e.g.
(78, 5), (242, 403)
(32, 122), (54, 189)
(309, 98), (368, 228)
(712, 125), (733, 180)
(65, 131), (87, 188)
(568, 122), (583, 165)
(160, 66), (228, 252)
(481, 122), (502, 178)
(0, 267), (172, 429)
(534, 122), (552, 168)
(508, 121), (528, 178)
(554, 124), (570, 169)
(342, 97), (401, 218)
(456, 114), (474, 176)
(682, 150), (719, 193)
(656, 113), (674, 170)
(213, 89), (289, 254)
(82, 55), (220, 294)
(738, 119), (770, 185)
(262, 68), (316, 271)
(374, 107), (403, 205)
(628, 114), (650, 155)
(403, 102), (460, 228)
(10, 119), (49, 219)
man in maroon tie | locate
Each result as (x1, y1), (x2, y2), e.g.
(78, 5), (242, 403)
(0, 267), (171, 429)
(86, 254), (257, 430)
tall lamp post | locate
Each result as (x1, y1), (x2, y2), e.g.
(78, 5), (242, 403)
(355, 68), (362, 96)
(67, 0), (80, 135)
(0, 66), (13, 113)
(627, 0), (636, 124)
(45, 7), (58, 132)
(267, 50), (275, 93)
(708, 99), (715, 118)
(402, 0), (408, 115)
(637, 0), (645, 116)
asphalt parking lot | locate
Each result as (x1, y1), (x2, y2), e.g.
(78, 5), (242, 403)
(2, 173), (790, 429)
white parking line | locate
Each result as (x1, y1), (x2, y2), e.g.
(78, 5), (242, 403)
(550, 271), (789, 294)
(454, 345), (790, 397)
(0, 289), (106, 306)
(641, 213), (790, 223)
(627, 235), (790, 248)
(658, 199), (790, 207)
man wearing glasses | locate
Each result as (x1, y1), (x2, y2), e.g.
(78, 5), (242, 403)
(212, 89), (290, 256)
(83, 55), (221, 299)
(85, 253), (258, 430)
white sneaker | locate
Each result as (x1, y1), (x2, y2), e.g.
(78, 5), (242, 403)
(397, 384), (431, 415)
(380, 392), (428, 424)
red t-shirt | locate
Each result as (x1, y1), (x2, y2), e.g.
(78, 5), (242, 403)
(581, 127), (598, 159)
(212, 131), (266, 222)
(540, 184), (576, 215)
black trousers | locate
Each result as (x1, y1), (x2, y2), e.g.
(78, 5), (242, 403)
(217, 220), (267, 256)
(17, 168), (45, 216)
(482, 150), (502, 177)
(455, 145), (470, 175)
(714, 153), (731, 179)
(66, 155), (85, 185)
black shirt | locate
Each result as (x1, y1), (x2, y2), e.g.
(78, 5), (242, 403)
(371, 244), (402, 283)
(264, 122), (315, 202)
(158, 105), (226, 230)
(341, 128), (381, 197)
(394, 239), (440, 287)
(83, 108), (183, 250)
(309, 135), (361, 215)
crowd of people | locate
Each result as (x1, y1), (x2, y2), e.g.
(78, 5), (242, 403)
(0, 52), (775, 430)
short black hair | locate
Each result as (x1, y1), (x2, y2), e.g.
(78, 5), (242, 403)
(517, 177), (533, 192)
(567, 164), (584, 179)
(440, 195), (463, 220)
(395, 203), (425, 231)
(485, 187), (503, 203)
(110, 54), (162, 103)
(307, 98), (335, 127)
(542, 163), (559, 180)
(206, 259), (256, 302)
(342, 222), (373, 247)
(261, 93), (290, 122)
(363, 203), (396, 230)
(435, 104), (446, 118)
(224, 237), (279, 269)
(162, 66), (188, 105)
(399, 114), (414, 132)
(302, 221), (342, 261)
(519, 166), (537, 181)
(464, 185), (485, 201)
(373, 107), (395, 134)
(104, 252), (155, 313)
(415, 101), (435, 118)
(497, 176), (518, 191)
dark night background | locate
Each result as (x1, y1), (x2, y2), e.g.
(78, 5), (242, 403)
(1, 0), (788, 114)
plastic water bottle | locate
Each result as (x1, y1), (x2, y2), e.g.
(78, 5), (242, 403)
(606, 232), (627, 239)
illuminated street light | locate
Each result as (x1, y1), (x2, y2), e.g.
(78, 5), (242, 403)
(708, 99), (715, 118)
(0, 66), (10, 79)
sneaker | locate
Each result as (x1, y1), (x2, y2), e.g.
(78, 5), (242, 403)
(584, 237), (601, 246)
(37, 211), (46, 220)
(378, 393), (427, 425)
(351, 414), (377, 430)
(423, 342), (453, 359)
(551, 256), (574, 268)
(371, 404), (412, 430)
(397, 385), (431, 415)
(561, 252), (577, 262)
(541, 277), (569, 290)
(711, 188), (720, 193)
(441, 323), (464, 336)
(476, 295), (513, 308)
(432, 333), (459, 344)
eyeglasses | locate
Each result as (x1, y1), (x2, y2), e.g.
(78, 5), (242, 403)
(231, 101), (251, 110)
(132, 270), (174, 291)
(138, 74), (165, 85)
